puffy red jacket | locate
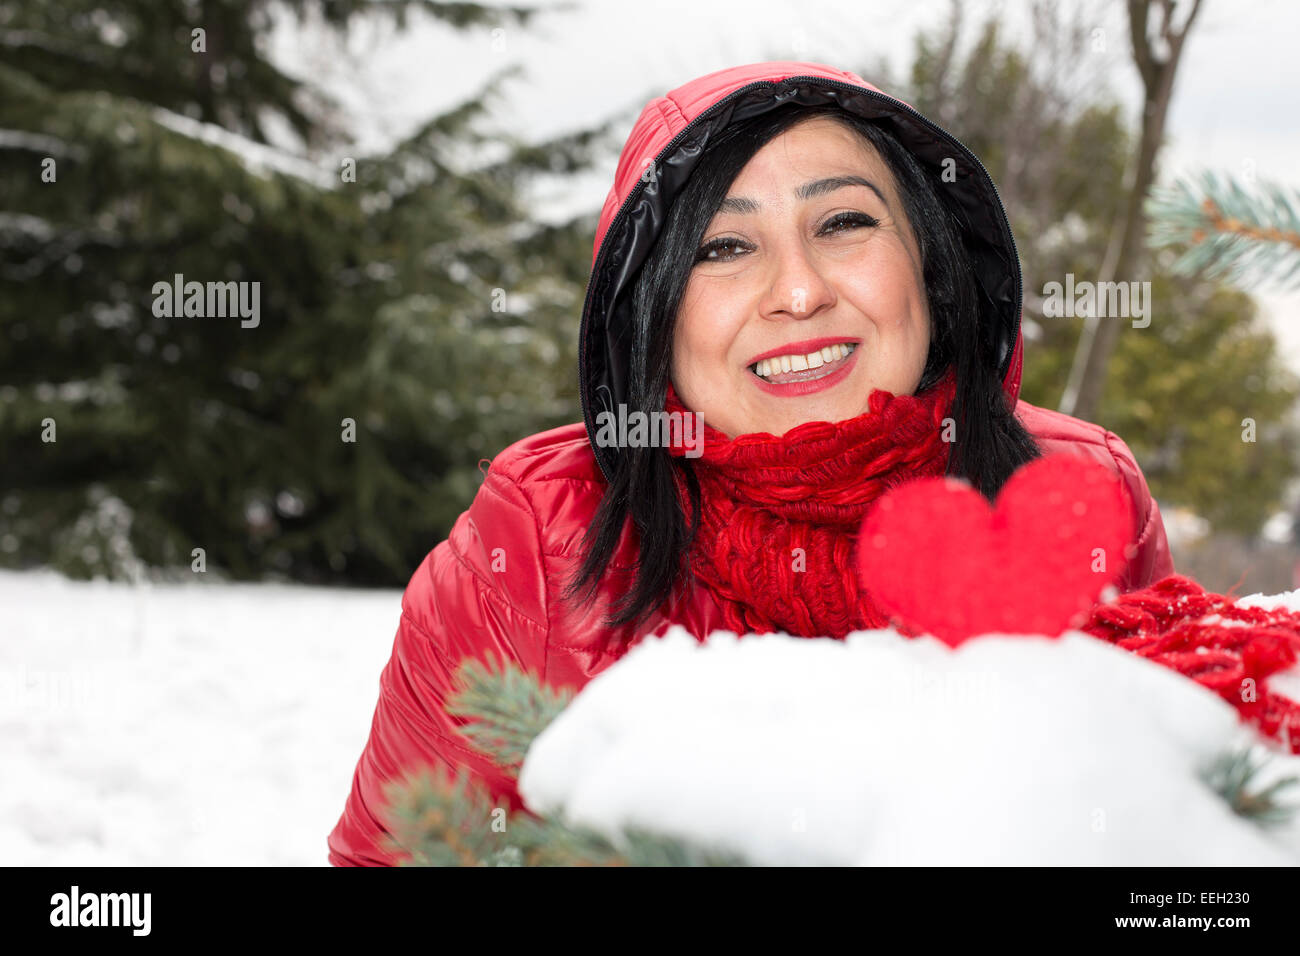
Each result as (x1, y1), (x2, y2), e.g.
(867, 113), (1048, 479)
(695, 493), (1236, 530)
(327, 61), (1175, 866)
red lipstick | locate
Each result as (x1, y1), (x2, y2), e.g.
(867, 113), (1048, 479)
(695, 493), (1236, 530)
(750, 342), (861, 397)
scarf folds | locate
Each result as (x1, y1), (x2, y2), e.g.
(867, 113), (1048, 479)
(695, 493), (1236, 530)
(663, 368), (958, 639)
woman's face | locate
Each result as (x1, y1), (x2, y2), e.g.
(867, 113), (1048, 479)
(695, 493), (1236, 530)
(670, 115), (931, 438)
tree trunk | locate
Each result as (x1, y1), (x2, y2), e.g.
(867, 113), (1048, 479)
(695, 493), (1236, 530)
(1058, 0), (1203, 421)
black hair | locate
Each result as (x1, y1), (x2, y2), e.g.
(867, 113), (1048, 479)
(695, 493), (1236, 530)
(563, 103), (1041, 637)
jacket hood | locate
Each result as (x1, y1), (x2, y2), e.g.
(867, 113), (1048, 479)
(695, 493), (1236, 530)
(578, 60), (1023, 482)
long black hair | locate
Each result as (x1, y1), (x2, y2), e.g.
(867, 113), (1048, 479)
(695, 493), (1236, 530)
(563, 103), (1041, 635)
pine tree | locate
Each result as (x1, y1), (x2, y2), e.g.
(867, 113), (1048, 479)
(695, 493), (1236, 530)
(0, 0), (607, 585)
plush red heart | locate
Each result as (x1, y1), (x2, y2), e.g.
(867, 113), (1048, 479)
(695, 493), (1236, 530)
(857, 453), (1136, 647)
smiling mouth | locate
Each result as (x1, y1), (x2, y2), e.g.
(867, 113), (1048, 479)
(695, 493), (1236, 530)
(749, 342), (859, 384)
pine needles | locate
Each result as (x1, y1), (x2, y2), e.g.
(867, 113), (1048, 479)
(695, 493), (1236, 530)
(1146, 170), (1300, 290)
(378, 656), (751, 866)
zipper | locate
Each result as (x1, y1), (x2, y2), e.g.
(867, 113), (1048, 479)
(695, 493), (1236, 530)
(579, 74), (1023, 480)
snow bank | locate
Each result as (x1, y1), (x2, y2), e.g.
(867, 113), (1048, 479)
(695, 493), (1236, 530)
(519, 625), (1300, 866)
(0, 570), (401, 866)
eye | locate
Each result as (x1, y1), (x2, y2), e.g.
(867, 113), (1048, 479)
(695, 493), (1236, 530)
(819, 211), (879, 234)
(693, 236), (752, 264)
(693, 212), (879, 264)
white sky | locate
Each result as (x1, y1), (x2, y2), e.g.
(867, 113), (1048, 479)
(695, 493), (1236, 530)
(269, 0), (1300, 374)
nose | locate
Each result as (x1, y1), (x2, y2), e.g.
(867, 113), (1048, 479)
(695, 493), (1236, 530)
(756, 240), (837, 322)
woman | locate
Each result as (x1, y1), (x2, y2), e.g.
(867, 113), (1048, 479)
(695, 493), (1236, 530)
(328, 61), (1174, 866)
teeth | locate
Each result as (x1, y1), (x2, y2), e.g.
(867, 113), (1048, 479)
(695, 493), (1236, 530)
(752, 342), (856, 380)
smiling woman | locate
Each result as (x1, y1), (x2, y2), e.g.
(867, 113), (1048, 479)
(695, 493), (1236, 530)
(328, 62), (1176, 866)
(566, 97), (1067, 638)
(672, 116), (933, 433)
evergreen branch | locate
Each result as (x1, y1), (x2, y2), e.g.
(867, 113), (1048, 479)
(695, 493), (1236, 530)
(445, 655), (573, 770)
(1199, 745), (1300, 827)
(379, 766), (502, 866)
(611, 827), (753, 867)
(1145, 169), (1300, 290)
(379, 763), (751, 866)
(378, 657), (753, 865)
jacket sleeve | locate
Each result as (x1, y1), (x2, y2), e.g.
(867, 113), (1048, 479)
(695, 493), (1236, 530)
(1103, 429), (1176, 592)
(327, 464), (550, 866)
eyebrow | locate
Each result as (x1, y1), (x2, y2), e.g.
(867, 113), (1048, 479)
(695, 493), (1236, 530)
(715, 175), (888, 214)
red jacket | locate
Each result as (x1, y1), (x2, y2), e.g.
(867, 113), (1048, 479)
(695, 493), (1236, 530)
(327, 62), (1175, 866)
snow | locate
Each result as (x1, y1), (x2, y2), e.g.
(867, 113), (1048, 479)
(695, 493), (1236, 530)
(520, 625), (1300, 866)
(0, 570), (401, 865)
(1237, 587), (1300, 613)
(150, 107), (332, 186)
(1236, 588), (1300, 703)
(6, 566), (1299, 866)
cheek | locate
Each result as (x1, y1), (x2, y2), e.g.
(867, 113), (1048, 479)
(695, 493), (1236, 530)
(670, 294), (712, 402)
(675, 285), (739, 367)
(854, 245), (921, 300)
(840, 247), (928, 332)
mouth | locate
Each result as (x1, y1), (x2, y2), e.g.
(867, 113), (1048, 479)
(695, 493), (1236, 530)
(748, 341), (860, 385)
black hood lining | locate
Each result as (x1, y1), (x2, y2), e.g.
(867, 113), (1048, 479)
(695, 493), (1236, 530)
(578, 76), (1022, 483)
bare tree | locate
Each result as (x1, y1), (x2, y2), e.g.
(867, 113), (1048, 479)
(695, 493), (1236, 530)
(1058, 0), (1205, 420)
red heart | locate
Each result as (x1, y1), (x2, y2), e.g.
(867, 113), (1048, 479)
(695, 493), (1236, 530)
(857, 453), (1136, 647)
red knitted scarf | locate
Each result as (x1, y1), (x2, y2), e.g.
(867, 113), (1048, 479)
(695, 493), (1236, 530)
(1078, 575), (1300, 754)
(663, 368), (958, 640)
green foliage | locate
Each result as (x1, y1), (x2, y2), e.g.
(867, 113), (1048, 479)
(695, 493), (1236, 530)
(381, 766), (751, 867)
(1146, 170), (1300, 290)
(0, 0), (600, 584)
(1099, 280), (1300, 534)
(446, 655), (573, 769)
(1200, 745), (1300, 827)
(2, 0), (542, 148)
(379, 657), (752, 866)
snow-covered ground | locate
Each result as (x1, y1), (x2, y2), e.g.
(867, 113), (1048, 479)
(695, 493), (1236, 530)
(0, 570), (401, 866)
(5, 568), (1300, 866)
